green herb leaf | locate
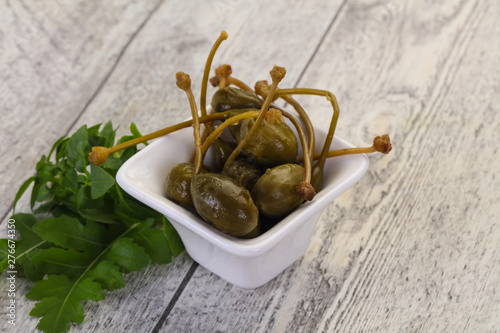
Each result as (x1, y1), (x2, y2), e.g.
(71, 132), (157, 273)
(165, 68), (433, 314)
(35, 184), (52, 203)
(76, 186), (118, 224)
(87, 123), (102, 139)
(66, 125), (89, 173)
(115, 186), (161, 221)
(27, 275), (105, 333)
(47, 135), (68, 161)
(130, 122), (148, 145)
(32, 248), (90, 278)
(129, 219), (172, 264)
(31, 155), (59, 210)
(0, 214), (48, 277)
(55, 138), (69, 162)
(36, 156), (57, 182)
(13, 176), (35, 213)
(33, 216), (107, 252)
(101, 121), (116, 147)
(86, 261), (125, 291)
(61, 168), (78, 189)
(106, 238), (151, 272)
(163, 216), (185, 257)
(2, 122), (185, 333)
(23, 250), (45, 281)
(26, 222), (150, 332)
(90, 164), (115, 200)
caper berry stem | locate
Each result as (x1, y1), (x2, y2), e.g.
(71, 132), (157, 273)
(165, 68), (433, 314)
(200, 31), (228, 120)
(210, 64), (254, 93)
(280, 95), (315, 160)
(197, 32), (228, 163)
(227, 77), (254, 93)
(223, 65), (286, 172)
(274, 88), (339, 171)
(176, 72), (204, 175)
(296, 134), (392, 162)
(279, 109), (312, 184)
(213, 64), (232, 88)
(274, 88), (339, 191)
(200, 110), (260, 157)
(88, 112), (231, 166)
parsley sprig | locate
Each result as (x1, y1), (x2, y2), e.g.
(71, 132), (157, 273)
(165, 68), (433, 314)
(0, 122), (184, 333)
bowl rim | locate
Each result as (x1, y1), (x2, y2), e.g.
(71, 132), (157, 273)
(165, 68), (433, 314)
(116, 125), (369, 258)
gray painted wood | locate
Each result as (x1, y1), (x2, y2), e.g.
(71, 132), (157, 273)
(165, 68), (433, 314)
(0, 0), (164, 216)
(1, 0), (500, 332)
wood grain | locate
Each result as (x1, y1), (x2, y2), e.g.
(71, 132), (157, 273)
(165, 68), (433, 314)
(0, 0), (346, 332)
(0, 0), (163, 216)
(1, 0), (500, 332)
(155, 0), (500, 332)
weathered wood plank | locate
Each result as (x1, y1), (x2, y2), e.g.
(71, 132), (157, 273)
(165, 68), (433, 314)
(0, 254), (194, 333)
(291, 0), (500, 332)
(158, 0), (500, 332)
(2, 0), (499, 332)
(0, 0), (163, 217)
(67, 0), (347, 329)
(0, 0), (347, 332)
(73, 0), (350, 135)
(0, 1), (172, 332)
(304, 0), (500, 331)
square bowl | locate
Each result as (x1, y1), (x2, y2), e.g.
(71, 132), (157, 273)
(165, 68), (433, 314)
(116, 122), (369, 289)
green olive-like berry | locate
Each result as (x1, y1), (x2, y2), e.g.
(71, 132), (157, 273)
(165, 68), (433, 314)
(191, 173), (259, 237)
(211, 87), (263, 113)
(251, 163), (304, 217)
(213, 138), (236, 171)
(223, 159), (263, 192)
(165, 163), (197, 207)
(229, 109), (298, 167)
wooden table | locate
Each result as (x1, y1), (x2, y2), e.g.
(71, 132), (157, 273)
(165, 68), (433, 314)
(1, 0), (499, 332)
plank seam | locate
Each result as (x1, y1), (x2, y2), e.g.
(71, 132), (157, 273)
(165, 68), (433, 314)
(65, 0), (164, 133)
(307, 1), (483, 331)
(0, 0), (164, 224)
(150, 261), (199, 333)
(292, 0), (349, 88)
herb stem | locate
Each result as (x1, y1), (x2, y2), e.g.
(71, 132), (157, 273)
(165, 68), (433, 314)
(53, 222), (142, 326)
(13, 241), (47, 262)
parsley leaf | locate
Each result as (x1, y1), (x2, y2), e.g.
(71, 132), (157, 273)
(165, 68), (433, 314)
(0, 214), (49, 280)
(1, 122), (184, 333)
(163, 216), (185, 257)
(90, 164), (115, 199)
(65, 125), (89, 173)
(33, 216), (107, 251)
(27, 275), (105, 333)
(13, 177), (35, 213)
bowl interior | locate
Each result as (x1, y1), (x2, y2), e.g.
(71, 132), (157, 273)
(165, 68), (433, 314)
(116, 120), (369, 255)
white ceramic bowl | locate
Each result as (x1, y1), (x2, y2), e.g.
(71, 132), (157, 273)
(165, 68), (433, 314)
(116, 122), (369, 289)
